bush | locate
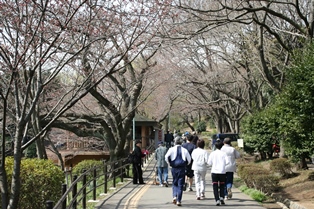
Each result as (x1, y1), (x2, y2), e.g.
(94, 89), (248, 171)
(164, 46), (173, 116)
(72, 160), (104, 179)
(253, 174), (280, 194)
(2, 157), (64, 209)
(237, 163), (279, 194)
(196, 121), (207, 133)
(270, 158), (294, 178)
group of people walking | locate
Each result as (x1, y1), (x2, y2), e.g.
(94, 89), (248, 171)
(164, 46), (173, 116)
(155, 132), (240, 206)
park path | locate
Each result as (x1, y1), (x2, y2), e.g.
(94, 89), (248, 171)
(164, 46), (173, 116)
(95, 154), (271, 209)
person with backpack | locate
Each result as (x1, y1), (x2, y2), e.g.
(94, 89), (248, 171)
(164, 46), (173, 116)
(165, 136), (191, 206)
(182, 134), (196, 192)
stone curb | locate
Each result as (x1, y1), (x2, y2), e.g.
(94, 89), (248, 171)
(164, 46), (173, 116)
(272, 194), (308, 209)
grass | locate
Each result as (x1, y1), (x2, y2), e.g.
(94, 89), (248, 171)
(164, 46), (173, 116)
(238, 185), (267, 202)
(72, 166), (134, 209)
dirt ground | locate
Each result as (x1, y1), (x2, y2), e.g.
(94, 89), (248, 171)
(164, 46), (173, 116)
(239, 157), (314, 209)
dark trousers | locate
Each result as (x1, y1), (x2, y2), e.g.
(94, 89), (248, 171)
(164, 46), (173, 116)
(133, 163), (144, 184)
(171, 167), (185, 202)
(211, 173), (226, 201)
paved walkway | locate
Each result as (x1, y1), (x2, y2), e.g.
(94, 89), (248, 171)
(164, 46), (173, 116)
(95, 155), (269, 209)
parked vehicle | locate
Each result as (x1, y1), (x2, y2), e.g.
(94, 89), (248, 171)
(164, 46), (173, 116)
(210, 133), (241, 149)
(212, 133), (240, 142)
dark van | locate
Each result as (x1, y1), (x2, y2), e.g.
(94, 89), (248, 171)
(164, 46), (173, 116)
(210, 133), (240, 149)
(212, 133), (240, 142)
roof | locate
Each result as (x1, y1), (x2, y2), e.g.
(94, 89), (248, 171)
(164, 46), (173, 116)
(134, 114), (161, 128)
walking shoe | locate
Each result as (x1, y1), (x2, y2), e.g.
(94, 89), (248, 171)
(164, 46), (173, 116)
(183, 183), (187, 191)
(159, 184), (164, 187)
(220, 198), (225, 205)
(216, 200), (221, 206)
(196, 197), (201, 200)
(188, 187), (193, 192)
(201, 193), (205, 199)
(176, 202), (182, 206)
(164, 182), (169, 187)
(227, 188), (232, 198)
(172, 197), (177, 204)
(224, 196), (228, 201)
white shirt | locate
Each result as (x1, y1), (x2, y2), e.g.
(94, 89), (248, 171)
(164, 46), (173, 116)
(207, 149), (230, 174)
(191, 148), (210, 172)
(221, 144), (241, 172)
(165, 145), (191, 166)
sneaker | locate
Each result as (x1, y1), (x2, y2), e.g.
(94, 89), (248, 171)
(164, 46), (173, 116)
(227, 188), (232, 199)
(220, 198), (225, 205)
(159, 184), (164, 187)
(201, 193), (205, 199)
(183, 183), (187, 191)
(172, 197), (177, 204)
(176, 202), (182, 206)
(188, 187), (193, 192)
(164, 182), (169, 187)
(216, 200), (220, 206)
(196, 197), (201, 200)
(224, 196), (228, 201)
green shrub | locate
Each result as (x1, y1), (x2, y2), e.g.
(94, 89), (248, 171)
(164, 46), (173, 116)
(252, 174), (280, 194)
(72, 160), (104, 179)
(237, 164), (269, 187)
(270, 158), (294, 178)
(196, 121), (207, 133)
(2, 157), (64, 209)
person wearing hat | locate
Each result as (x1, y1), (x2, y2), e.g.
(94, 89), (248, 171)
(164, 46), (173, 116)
(221, 137), (241, 200)
(132, 140), (145, 184)
(165, 136), (191, 206)
(155, 141), (169, 187)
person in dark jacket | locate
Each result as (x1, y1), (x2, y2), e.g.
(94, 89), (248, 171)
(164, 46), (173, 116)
(133, 140), (145, 184)
(182, 134), (196, 191)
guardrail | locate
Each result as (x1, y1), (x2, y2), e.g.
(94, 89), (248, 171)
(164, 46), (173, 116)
(46, 146), (154, 209)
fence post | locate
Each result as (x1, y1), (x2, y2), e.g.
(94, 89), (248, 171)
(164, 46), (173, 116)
(113, 162), (116, 188)
(72, 175), (77, 209)
(62, 184), (67, 209)
(104, 161), (108, 194)
(120, 160), (123, 183)
(46, 200), (53, 209)
(93, 168), (97, 200)
(83, 170), (87, 209)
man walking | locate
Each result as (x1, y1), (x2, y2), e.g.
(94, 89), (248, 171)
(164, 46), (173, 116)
(165, 136), (191, 206)
(155, 141), (169, 187)
(221, 137), (241, 200)
(164, 130), (174, 149)
(182, 135), (196, 191)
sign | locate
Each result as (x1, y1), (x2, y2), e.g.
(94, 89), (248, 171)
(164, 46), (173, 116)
(237, 139), (244, 148)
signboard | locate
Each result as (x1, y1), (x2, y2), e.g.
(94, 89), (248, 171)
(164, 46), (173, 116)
(237, 139), (244, 148)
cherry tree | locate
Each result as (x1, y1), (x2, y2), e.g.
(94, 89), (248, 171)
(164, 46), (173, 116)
(0, 0), (166, 208)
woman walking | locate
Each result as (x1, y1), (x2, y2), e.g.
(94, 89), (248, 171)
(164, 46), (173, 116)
(191, 139), (210, 200)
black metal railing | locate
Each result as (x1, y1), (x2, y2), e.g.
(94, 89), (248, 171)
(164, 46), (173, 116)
(46, 145), (154, 209)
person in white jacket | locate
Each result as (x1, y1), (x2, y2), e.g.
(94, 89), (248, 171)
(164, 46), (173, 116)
(191, 139), (210, 200)
(208, 141), (230, 206)
(221, 137), (241, 200)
